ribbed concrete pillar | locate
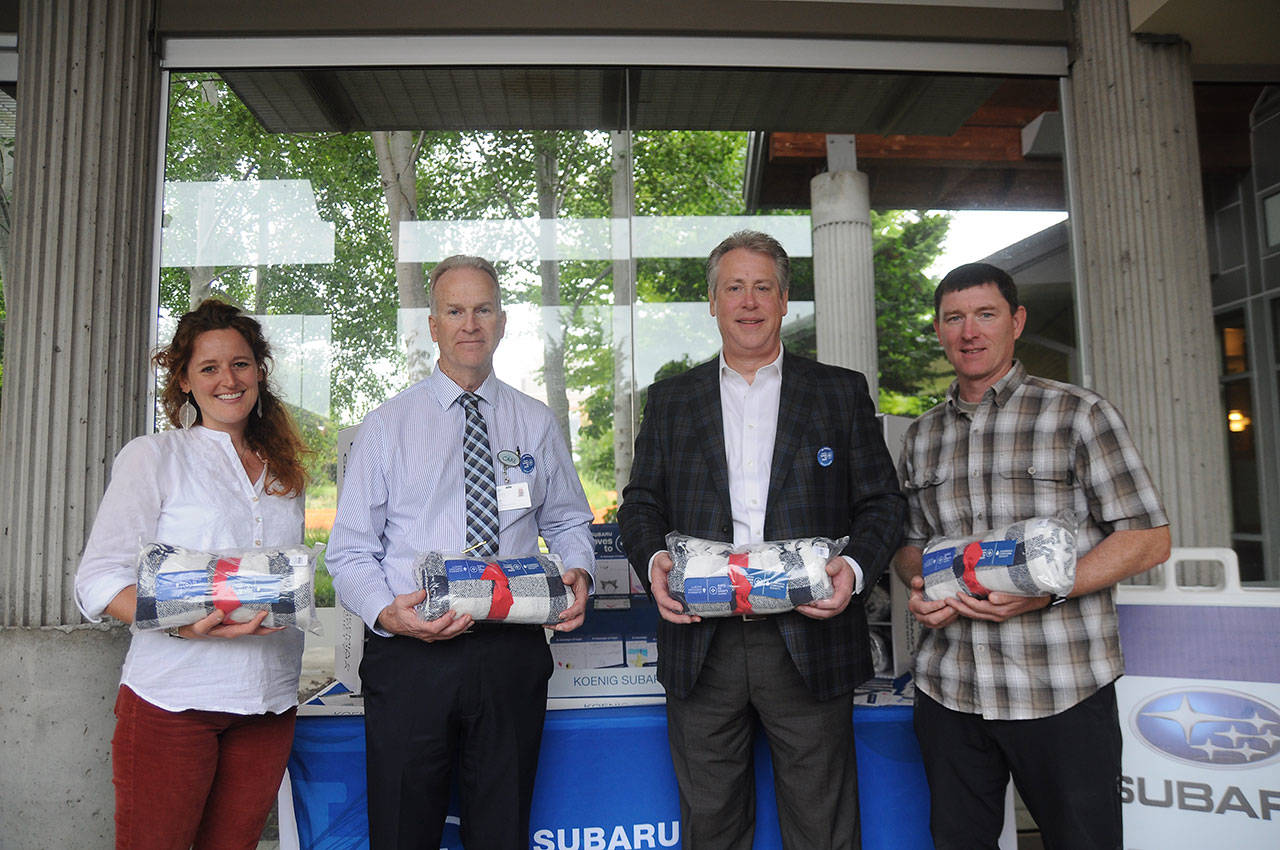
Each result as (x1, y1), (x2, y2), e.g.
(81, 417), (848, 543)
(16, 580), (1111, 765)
(0, 0), (159, 626)
(0, 1), (159, 844)
(811, 170), (879, 404)
(1066, 0), (1229, 549)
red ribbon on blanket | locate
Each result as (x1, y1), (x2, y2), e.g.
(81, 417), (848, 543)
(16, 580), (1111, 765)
(212, 557), (243, 617)
(728, 552), (753, 614)
(960, 541), (992, 598)
(481, 562), (514, 620)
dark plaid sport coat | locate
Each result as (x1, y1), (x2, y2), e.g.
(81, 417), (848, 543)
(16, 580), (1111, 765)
(618, 351), (907, 700)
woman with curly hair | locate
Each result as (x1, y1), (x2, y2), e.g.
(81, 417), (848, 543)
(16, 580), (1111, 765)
(76, 299), (309, 849)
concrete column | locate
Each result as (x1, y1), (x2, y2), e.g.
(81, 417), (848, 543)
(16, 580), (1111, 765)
(0, 0), (160, 843)
(811, 169), (879, 403)
(1065, 0), (1230, 550)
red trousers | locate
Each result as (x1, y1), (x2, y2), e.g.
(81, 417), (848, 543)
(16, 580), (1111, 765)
(112, 685), (296, 850)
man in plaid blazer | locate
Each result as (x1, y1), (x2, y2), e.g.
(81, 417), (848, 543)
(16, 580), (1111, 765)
(618, 230), (906, 850)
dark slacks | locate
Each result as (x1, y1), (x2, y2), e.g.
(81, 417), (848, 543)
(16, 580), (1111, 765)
(665, 617), (860, 850)
(360, 625), (552, 850)
(913, 683), (1123, 850)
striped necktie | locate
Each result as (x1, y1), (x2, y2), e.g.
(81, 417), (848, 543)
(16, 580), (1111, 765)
(459, 392), (499, 558)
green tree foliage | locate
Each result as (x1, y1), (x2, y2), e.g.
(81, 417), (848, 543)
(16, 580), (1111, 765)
(413, 130), (617, 451)
(163, 74), (949, 509)
(873, 210), (950, 397)
(163, 75), (396, 485)
(164, 76), (397, 439)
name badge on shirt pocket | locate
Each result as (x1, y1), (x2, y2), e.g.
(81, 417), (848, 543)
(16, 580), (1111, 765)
(497, 482), (533, 511)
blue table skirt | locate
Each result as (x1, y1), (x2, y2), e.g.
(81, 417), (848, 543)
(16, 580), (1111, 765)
(287, 702), (932, 849)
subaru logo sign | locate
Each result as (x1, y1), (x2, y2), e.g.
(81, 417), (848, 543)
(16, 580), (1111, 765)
(1130, 688), (1280, 768)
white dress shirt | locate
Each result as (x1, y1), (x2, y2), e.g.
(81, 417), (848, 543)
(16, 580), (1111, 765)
(75, 427), (305, 715)
(720, 350), (783, 546)
(326, 367), (596, 634)
(719, 350), (863, 591)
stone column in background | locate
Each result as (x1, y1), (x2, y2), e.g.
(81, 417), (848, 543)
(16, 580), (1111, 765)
(811, 143), (879, 404)
(0, 0), (160, 844)
(1066, 0), (1231, 556)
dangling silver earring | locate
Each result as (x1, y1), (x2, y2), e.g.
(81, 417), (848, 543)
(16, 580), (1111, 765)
(256, 393), (263, 418)
(179, 393), (198, 429)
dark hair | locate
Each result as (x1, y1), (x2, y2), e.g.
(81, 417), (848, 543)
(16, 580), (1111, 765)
(153, 299), (308, 497)
(706, 230), (790, 297)
(934, 262), (1019, 316)
(428, 255), (502, 313)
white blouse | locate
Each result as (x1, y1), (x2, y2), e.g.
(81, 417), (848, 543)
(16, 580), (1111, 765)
(75, 426), (304, 715)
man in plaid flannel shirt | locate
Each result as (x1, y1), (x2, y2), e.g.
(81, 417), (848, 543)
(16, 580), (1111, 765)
(893, 262), (1171, 849)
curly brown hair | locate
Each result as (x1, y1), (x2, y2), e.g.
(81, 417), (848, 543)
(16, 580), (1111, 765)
(154, 299), (309, 497)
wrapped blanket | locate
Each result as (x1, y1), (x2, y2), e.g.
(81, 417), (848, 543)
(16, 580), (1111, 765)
(869, 628), (891, 676)
(414, 551), (573, 626)
(920, 514), (1078, 601)
(664, 533), (847, 618)
(133, 541), (321, 633)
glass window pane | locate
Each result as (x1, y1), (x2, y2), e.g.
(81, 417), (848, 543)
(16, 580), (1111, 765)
(1222, 379), (1261, 534)
(1234, 538), (1265, 584)
(1215, 310), (1248, 375)
(1264, 192), (1280, 249)
(159, 68), (1075, 571)
(1273, 296), (1280, 365)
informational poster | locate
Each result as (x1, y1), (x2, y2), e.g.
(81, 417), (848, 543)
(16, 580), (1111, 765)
(548, 524), (665, 707)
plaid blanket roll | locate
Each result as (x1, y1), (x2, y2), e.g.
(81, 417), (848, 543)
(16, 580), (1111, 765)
(920, 514), (1077, 601)
(664, 534), (847, 618)
(133, 541), (321, 633)
(414, 551), (573, 626)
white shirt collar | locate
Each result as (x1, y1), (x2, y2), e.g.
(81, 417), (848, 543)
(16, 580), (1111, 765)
(718, 346), (784, 385)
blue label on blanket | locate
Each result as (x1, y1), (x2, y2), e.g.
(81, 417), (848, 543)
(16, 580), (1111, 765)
(154, 571), (283, 602)
(155, 571), (210, 601)
(501, 556), (545, 577)
(743, 566), (788, 599)
(444, 556), (544, 581)
(224, 574), (285, 603)
(684, 576), (733, 604)
(977, 540), (1017, 566)
(922, 548), (956, 577)
(444, 559), (489, 581)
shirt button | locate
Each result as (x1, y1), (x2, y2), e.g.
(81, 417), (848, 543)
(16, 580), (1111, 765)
(1027, 466), (1036, 475)
(975, 644), (986, 654)
(971, 471), (979, 478)
(747, 423), (755, 430)
(746, 460), (755, 468)
(254, 539), (262, 546)
(750, 499), (759, 506)
(252, 496), (259, 502)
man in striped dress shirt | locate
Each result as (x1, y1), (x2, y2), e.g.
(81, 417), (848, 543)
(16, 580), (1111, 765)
(327, 255), (595, 849)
